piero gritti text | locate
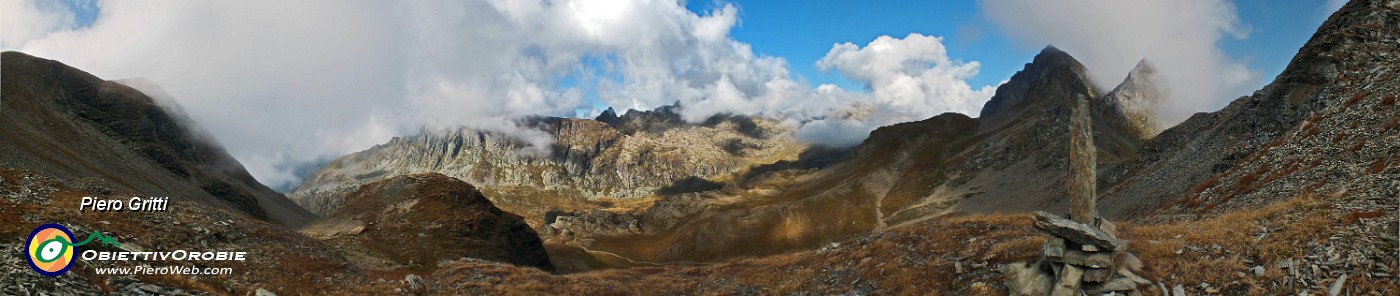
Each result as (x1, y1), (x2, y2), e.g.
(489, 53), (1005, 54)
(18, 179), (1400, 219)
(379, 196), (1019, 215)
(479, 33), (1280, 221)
(80, 196), (171, 212)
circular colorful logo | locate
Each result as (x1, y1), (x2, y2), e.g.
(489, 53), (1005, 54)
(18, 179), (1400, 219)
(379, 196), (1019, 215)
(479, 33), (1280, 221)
(26, 223), (76, 276)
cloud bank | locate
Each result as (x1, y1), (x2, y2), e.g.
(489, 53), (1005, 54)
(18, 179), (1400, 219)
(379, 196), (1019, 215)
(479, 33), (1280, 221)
(3, 0), (996, 189)
(981, 0), (1261, 125)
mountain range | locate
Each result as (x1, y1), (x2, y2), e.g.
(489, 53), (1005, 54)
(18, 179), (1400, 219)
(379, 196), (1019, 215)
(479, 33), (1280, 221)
(1, 0), (1395, 294)
(287, 44), (1169, 265)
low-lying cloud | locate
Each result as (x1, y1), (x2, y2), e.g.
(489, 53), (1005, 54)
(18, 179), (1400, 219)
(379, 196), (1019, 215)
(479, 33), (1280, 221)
(3, 0), (997, 189)
(981, 0), (1261, 125)
(796, 34), (996, 147)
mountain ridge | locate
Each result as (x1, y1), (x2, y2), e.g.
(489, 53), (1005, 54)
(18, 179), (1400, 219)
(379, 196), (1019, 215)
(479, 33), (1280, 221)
(288, 108), (809, 227)
(0, 51), (314, 227)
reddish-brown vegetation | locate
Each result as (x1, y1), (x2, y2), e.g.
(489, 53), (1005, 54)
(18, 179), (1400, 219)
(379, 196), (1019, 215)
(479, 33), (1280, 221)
(1342, 209), (1386, 224)
(1344, 92), (1367, 108)
(1369, 158), (1389, 174)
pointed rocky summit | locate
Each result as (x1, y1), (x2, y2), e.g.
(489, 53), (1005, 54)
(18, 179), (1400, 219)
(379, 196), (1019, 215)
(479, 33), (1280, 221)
(1099, 59), (1166, 140)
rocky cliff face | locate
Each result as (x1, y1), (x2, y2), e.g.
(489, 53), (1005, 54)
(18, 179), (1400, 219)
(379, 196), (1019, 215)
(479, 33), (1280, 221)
(0, 51), (313, 227)
(289, 107), (807, 225)
(300, 173), (555, 271)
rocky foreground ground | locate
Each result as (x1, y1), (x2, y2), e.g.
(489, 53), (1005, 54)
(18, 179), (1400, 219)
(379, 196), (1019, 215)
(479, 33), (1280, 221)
(5, 166), (1395, 295)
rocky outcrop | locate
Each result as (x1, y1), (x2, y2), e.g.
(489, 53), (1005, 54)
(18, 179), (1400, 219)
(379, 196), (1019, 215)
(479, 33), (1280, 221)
(594, 107), (621, 126)
(0, 51), (314, 227)
(289, 107), (806, 225)
(300, 173), (554, 271)
(979, 46), (1093, 131)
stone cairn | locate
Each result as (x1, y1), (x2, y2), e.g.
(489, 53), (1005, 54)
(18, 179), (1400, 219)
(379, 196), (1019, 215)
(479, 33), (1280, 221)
(1005, 95), (1152, 296)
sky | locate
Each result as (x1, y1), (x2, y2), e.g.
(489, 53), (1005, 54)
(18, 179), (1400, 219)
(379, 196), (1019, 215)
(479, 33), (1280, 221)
(1, 0), (1346, 190)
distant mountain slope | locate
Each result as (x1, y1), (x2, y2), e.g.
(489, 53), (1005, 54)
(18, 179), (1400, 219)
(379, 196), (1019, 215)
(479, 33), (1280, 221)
(0, 51), (313, 227)
(1098, 0), (1400, 217)
(289, 107), (809, 225)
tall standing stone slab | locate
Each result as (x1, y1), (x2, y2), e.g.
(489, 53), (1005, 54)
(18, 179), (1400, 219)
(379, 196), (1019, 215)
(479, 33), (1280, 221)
(1067, 94), (1096, 224)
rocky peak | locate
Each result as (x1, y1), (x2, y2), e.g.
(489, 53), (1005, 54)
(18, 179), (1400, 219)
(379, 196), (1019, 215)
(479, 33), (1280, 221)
(594, 107), (621, 126)
(978, 45), (1097, 132)
(1126, 59), (1155, 78)
(887, 46), (1160, 215)
(1099, 59), (1166, 139)
(607, 104), (685, 134)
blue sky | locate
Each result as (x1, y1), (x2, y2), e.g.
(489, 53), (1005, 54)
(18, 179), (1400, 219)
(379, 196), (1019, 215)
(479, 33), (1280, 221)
(688, 0), (1341, 93)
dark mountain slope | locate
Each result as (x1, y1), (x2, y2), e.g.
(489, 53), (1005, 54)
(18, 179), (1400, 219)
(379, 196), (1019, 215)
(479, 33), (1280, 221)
(300, 173), (555, 271)
(1098, 0), (1400, 218)
(0, 51), (313, 227)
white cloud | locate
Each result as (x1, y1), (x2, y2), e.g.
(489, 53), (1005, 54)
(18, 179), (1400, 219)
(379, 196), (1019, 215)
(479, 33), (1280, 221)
(981, 0), (1261, 125)
(9, 1), (410, 188)
(791, 33), (995, 147)
(817, 33), (995, 118)
(3, 0), (996, 188)
(0, 0), (75, 48)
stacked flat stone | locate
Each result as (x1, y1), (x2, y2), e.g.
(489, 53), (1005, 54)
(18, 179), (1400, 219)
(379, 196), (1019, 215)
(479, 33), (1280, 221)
(1032, 211), (1147, 295)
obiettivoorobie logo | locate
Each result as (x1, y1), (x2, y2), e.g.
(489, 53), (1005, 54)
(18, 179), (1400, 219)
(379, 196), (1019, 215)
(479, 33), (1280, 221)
(25, 223), (120, 276)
